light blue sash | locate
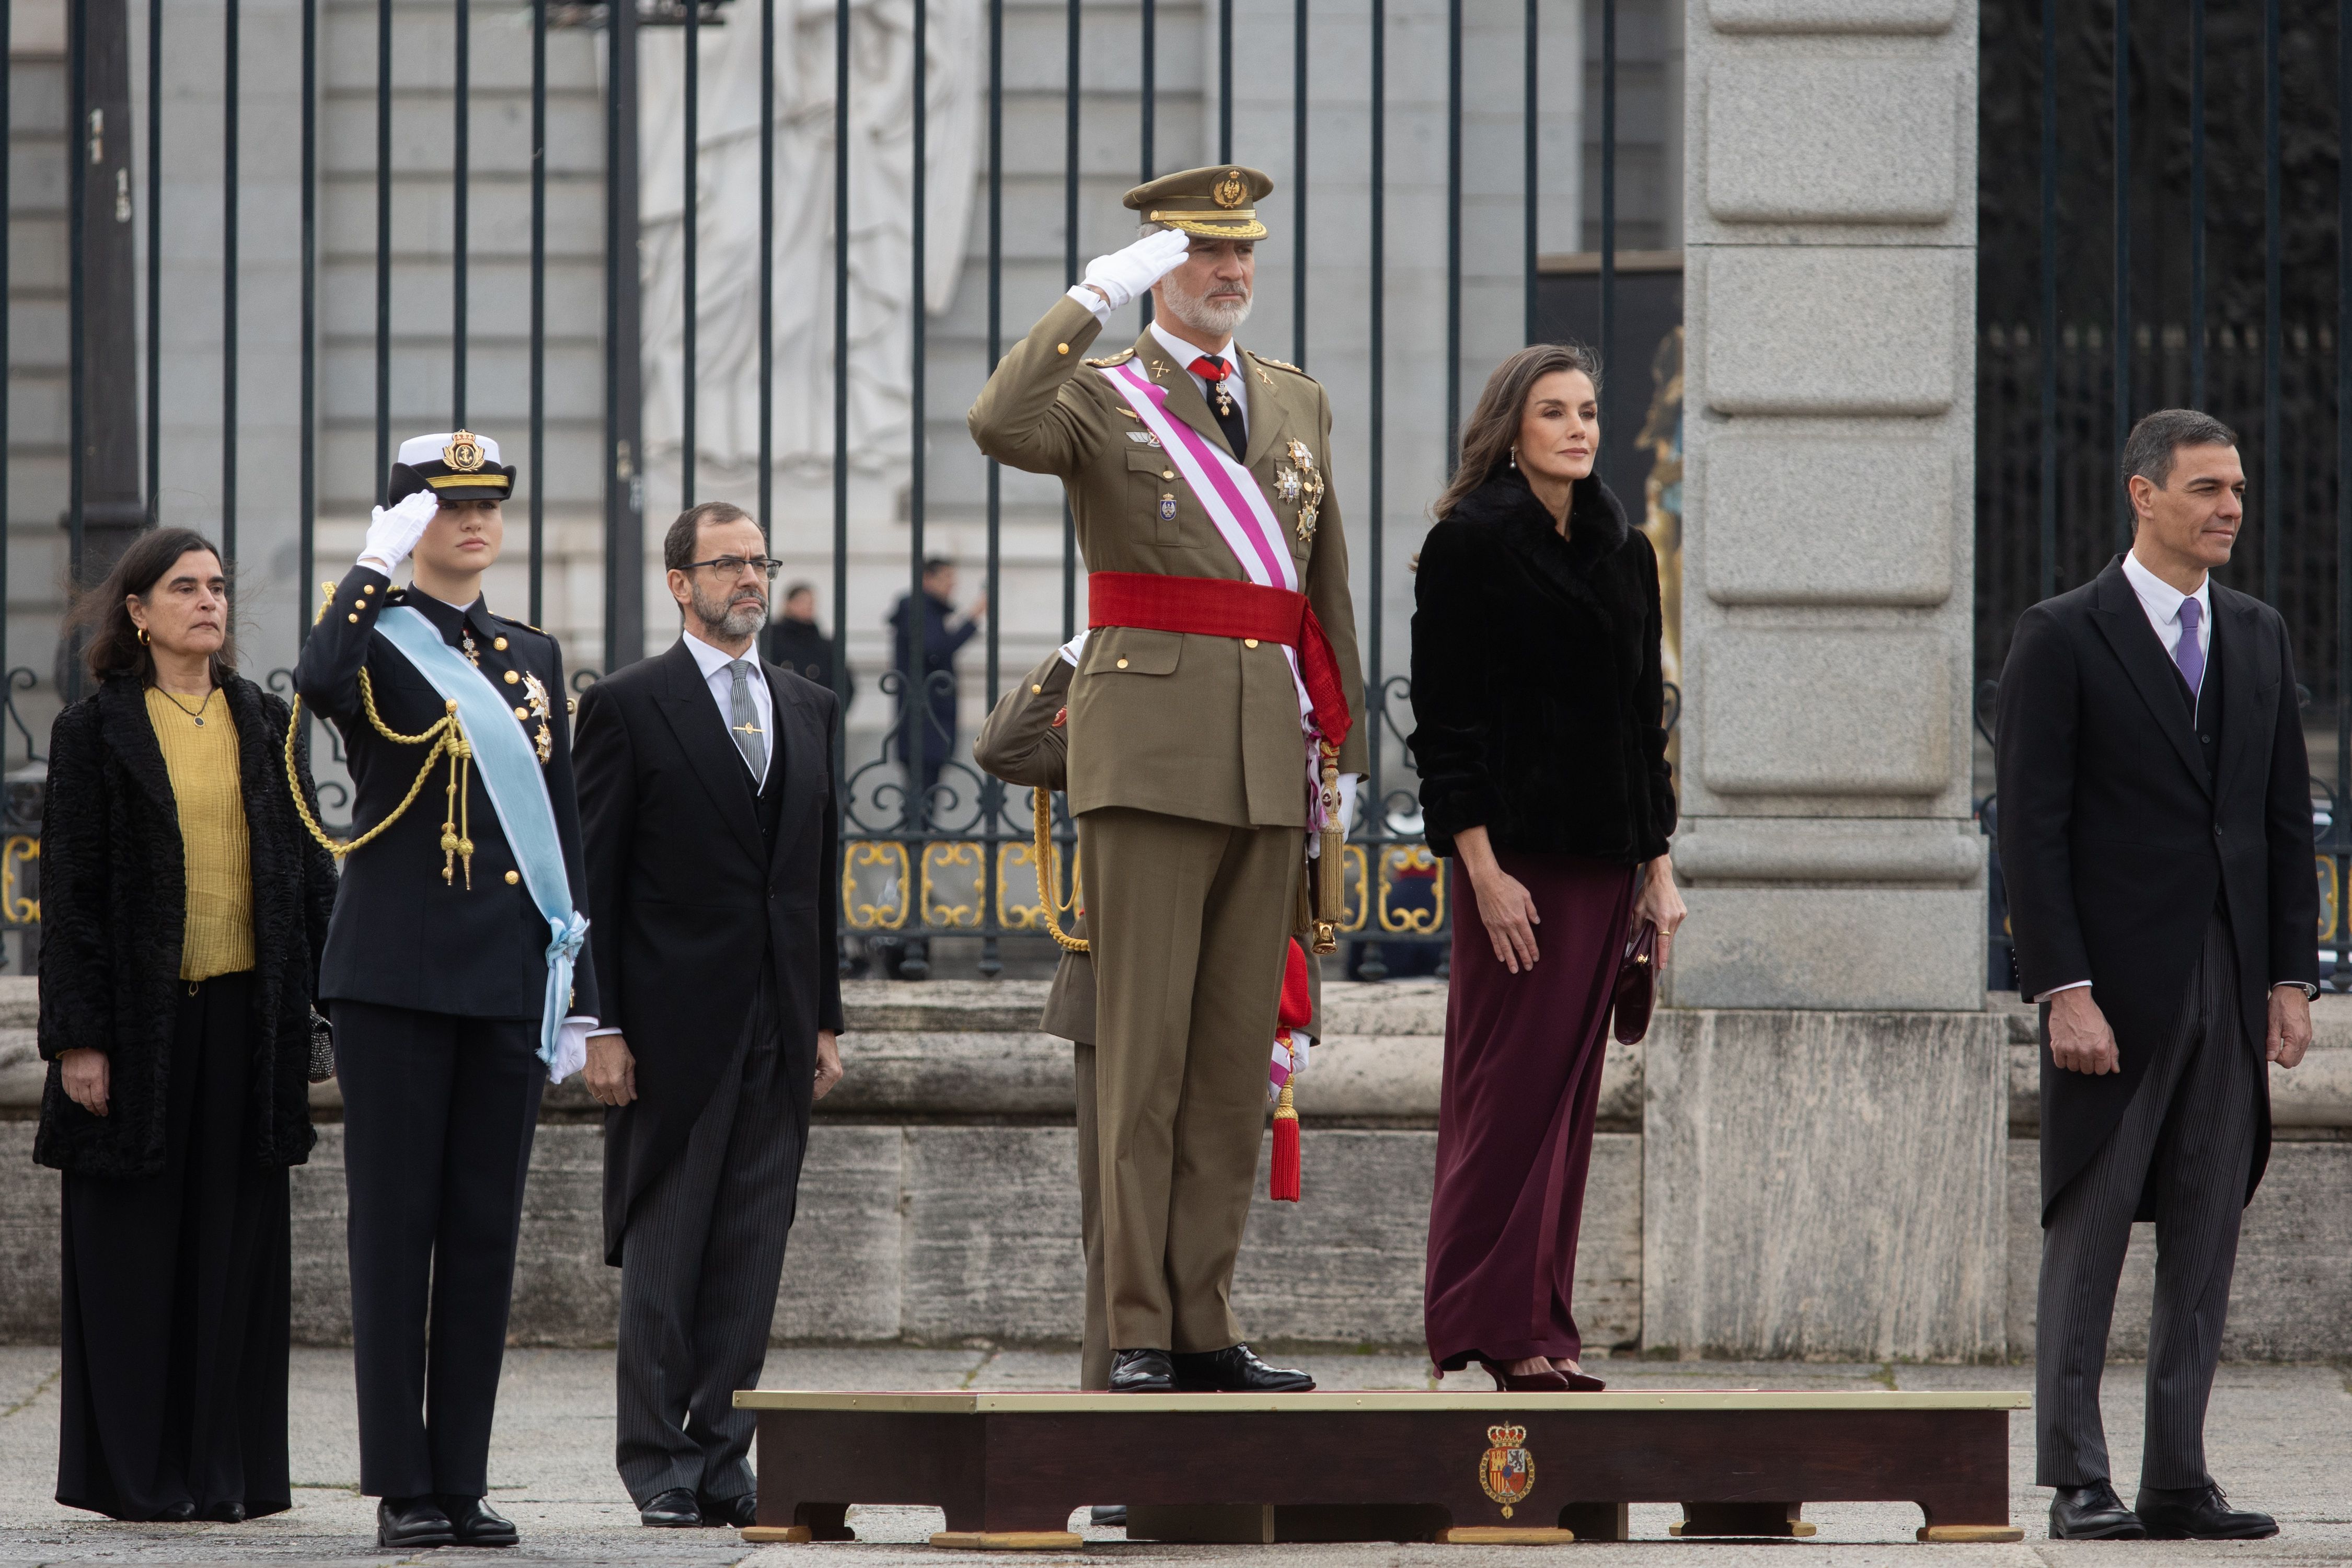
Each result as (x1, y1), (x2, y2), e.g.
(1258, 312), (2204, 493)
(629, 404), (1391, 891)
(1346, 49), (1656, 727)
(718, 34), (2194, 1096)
(375, 606), (590, 1078)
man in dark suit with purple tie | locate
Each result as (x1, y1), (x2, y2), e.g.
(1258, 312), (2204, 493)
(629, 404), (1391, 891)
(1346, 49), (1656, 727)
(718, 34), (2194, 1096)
(1997, 408), (2316, 1542)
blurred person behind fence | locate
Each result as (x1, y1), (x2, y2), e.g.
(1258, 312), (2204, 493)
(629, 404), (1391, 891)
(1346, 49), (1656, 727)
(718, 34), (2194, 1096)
(885, 557), (984, 821)
(38, 527), (337, 1522)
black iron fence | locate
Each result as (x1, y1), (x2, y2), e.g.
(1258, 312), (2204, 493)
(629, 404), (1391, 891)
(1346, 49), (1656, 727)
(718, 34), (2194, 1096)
(1976, 0), (2352, 989)
(0, 0), (1670, 977)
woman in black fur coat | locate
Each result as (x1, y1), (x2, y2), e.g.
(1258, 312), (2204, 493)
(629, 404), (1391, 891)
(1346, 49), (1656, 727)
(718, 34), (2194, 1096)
(36, 528), (336, 1522)
(1410, 344), (1684, 1393)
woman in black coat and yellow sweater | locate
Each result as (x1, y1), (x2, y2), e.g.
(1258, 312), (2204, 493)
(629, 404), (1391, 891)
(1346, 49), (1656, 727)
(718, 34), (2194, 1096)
(36, 528), (337, 1521)
(1410, 345), (1684, 1391)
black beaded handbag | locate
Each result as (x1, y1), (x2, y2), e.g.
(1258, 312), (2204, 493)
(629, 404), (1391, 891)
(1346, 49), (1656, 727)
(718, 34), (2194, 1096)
(307, 1008), (336, 1084)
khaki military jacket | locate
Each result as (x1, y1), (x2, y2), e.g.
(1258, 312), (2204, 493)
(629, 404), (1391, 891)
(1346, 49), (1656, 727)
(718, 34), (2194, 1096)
(968, 295), (1368, 829)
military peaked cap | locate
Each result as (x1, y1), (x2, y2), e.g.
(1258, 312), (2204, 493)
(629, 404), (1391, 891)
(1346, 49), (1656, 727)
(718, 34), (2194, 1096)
(1125, 165), (1274, 241)
(387, 430), (517, 505)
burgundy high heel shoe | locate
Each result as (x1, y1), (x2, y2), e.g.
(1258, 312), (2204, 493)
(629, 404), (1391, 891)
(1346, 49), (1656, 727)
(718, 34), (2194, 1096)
(1559, 1368), (1607, 1392)
(1480, 1359), (1573, 1392)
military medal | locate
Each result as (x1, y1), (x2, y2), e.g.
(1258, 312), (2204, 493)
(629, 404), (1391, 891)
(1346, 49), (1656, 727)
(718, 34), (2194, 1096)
(1160, 493), (1179, 523)
(522, 672), (554, 764)
(1284, 439), (1325, 542)
(460, 629), (481, 667)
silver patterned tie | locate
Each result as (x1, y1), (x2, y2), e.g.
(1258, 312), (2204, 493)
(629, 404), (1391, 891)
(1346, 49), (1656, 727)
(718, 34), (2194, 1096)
(727, 660), (767, 779)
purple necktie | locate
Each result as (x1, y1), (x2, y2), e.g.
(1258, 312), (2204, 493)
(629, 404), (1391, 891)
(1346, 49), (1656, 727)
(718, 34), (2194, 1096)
(2175, 596), (2206, 695)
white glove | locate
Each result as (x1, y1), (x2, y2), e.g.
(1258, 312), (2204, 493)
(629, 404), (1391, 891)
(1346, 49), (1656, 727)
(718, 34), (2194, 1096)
(1057, 630), (1091, 668)
(547, 1016), (592, 1085)
(1067, 227), (1192, 316)
(1336, 774), (1361, 839)
(360, 489), (440, 577)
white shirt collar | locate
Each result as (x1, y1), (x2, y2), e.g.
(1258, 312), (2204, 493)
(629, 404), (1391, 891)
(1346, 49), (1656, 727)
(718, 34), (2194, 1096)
(2122, 548), (2210, 628)
(1149, 318), (1236, 374)
(681, 628), (760, 679)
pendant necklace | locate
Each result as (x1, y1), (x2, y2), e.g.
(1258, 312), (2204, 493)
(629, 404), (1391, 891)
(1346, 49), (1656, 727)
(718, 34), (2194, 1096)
(157, 686), (214, 727)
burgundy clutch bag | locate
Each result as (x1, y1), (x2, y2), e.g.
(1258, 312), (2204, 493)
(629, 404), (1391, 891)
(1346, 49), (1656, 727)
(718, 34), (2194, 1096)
(1612, 920), (1658, 1044)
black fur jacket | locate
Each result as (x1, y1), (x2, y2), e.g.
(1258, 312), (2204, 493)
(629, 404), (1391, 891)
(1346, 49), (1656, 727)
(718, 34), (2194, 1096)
(1408, 468), (1676, 864)
(34, 675), (336, 1178)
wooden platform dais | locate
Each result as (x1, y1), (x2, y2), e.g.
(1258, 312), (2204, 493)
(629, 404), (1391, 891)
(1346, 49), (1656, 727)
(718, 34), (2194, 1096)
(734, 1387), (2030, 1544)
(1437, 1526), (1578, 1544)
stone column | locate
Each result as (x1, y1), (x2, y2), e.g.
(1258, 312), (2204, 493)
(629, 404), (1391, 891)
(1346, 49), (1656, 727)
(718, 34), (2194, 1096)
(1644, 0), (2010, 1361)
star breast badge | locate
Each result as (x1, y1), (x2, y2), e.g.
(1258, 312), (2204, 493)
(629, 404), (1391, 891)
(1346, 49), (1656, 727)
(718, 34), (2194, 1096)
(1281, 440), (1325, 543)
(522, 672), (553, 763)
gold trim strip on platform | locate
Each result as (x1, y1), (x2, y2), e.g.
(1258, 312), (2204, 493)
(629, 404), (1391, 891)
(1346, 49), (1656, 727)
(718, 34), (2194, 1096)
(734, 1389), (2030, 1414)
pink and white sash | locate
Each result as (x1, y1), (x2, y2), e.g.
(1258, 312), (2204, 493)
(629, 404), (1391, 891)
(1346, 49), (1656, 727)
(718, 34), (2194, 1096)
(1097, 359), (1316, 742)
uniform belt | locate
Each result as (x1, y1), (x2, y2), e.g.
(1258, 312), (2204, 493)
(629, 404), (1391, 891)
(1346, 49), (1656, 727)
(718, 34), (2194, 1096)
(1088, 570), (1352, 752)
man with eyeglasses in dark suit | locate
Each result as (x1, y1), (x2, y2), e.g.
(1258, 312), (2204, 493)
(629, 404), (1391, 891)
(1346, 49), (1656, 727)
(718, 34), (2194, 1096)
(572, 501), (847, 1530)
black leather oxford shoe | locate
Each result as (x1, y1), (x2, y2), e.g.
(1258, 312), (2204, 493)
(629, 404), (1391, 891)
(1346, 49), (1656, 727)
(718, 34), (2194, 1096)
(1169, 1343), (1315, 1393)
(441, 1494), (519, 1547)
(698, 1492), (758, 1529)
(377, 1495), (456, 1549)
(2047, 1481), (2146, 1539)
(197, 1501), (245, 1523)
(2136, 1484), (2278, 1540)
(1108, 1348), (1175, 1392)
(1090, 1505), (1129, 1528)
(639, 1486), (702, 1528)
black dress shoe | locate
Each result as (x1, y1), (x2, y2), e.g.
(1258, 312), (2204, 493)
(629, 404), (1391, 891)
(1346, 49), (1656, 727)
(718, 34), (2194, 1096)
(2047, 1481), (2146, 1540)
(2136, 1484), (2278, 1540)
(198, 1501), (245, 1523)
(1090, 1505), (1128, 1528)
(441, 1494), (519, 1547)
(639, 1486), (702, 1528)
(1109, 1348), (1175, 1392)
(377, 1496), (456, 1549)
(697, 1492), (758, 1529)
(1169, 1343), (1315, 1393)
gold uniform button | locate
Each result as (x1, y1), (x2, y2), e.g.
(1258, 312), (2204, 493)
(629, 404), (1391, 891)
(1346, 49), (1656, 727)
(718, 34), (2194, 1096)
(504, 670), (520, 685)
(347, 613), (360, 623)
(513, 706), (529, 720)
(1116, 658), (1129, 669)
(1030, 683), (1042, 694)
(363, 583), (376, 594)
(1161, 469), (1175, 480)
(504, 870), (521, 885)
(1056, 342), (1070, 355)
(1244, 638), (1259, 648)
(493, 637), (508, 651)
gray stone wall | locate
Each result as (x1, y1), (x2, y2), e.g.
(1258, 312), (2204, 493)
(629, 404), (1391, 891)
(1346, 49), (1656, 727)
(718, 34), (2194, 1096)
(1673, 0), (1985, 1013)
(7, 977), (2352, 1362)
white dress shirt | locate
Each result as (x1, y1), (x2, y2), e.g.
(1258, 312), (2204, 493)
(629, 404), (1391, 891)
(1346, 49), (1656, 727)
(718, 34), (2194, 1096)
(1147, 319), (1250, 443)
(2120, 548), (2212, 686)
(682, 629), (773, 791)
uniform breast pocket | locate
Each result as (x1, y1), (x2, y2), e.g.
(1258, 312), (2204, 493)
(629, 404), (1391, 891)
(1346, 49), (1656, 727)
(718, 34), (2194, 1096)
(1083, 628), (1182, 678)
(1127, 447), (1188, 545)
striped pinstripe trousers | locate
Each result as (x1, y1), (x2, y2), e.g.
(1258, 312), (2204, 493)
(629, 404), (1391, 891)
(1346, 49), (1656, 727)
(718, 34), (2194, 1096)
(2035, 914), (2262, 1490)
(614, 977), (804, 1507)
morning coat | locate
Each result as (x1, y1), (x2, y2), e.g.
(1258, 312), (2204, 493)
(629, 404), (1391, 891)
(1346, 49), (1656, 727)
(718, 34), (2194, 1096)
(1995, 556), (2318, 1218)
(573, 638), (846, 1264)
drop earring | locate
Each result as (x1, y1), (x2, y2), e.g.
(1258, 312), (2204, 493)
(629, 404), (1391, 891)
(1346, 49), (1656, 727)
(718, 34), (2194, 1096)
(137, 627), (149, 644)
(1508, 446), (1518, 470)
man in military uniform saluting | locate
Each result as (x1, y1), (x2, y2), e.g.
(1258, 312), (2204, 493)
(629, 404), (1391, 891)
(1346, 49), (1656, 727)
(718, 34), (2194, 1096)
(295, 432), (600, 1551)
(969, 167), (1366, 1394)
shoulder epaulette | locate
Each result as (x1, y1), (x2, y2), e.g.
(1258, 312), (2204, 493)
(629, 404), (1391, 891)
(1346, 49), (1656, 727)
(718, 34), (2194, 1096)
(1248, 351), (1317, 382)
(1084, 349), (1136, 368)
(493, 614), (548, 637)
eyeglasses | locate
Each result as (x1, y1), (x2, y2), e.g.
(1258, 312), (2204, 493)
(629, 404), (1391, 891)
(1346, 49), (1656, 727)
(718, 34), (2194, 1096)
(684, 555), (785, 580)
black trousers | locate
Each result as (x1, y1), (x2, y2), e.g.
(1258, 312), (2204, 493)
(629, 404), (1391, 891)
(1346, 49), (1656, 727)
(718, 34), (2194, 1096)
(2036, 914), (2264, 1490)
(614, 975), (804, 1506)
(335, 1001), (544, 1498)
(57, 971), (291, 1521)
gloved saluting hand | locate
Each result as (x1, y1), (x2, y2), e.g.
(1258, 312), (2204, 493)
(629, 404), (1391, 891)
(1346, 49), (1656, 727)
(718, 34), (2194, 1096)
(1067, 226), (1193, 316)
(360, 488), (440, 577)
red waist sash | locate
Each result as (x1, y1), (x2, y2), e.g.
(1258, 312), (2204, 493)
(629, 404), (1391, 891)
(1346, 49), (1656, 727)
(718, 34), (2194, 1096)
(1088, 571), (1353, 753)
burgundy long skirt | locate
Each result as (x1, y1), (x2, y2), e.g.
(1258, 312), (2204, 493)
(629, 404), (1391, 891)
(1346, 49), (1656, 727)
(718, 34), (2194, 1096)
(1424, 851), (1636, 1372)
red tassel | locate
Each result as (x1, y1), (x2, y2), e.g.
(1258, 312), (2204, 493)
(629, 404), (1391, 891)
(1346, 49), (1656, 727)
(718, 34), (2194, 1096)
(1271, 1082), (1301, 1202)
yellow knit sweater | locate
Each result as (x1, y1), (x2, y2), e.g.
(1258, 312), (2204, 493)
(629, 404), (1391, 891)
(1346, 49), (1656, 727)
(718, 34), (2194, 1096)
(145, 686), (254, 980)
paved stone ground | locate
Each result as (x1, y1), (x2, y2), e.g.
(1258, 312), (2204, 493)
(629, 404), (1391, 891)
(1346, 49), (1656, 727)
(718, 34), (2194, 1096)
(0, 1347), (2345, 1566)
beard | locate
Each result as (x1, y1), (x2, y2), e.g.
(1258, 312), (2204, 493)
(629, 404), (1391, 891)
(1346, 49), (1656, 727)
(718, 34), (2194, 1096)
(1161, 271), (1253, 339)
(692, 580), (768, 641)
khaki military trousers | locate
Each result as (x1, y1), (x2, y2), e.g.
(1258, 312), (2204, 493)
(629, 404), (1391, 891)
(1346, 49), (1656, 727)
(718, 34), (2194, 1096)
(1077, 805), (1302, 1353)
